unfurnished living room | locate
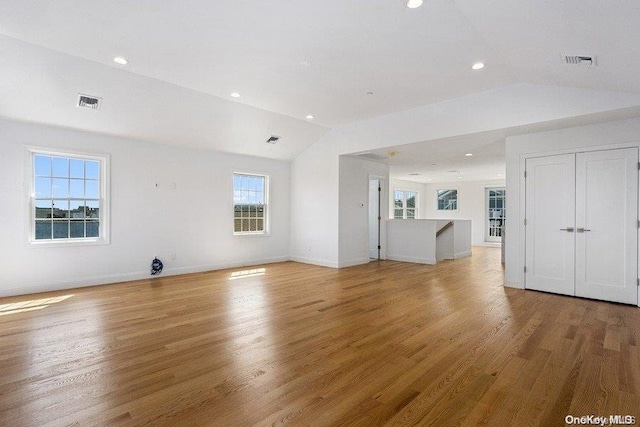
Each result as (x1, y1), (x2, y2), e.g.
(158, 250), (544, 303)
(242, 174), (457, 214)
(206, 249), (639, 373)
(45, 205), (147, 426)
(1, 1), (640, 426)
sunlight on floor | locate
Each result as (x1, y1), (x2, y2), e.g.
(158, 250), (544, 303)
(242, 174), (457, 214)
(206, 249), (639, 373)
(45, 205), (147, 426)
(229, 268), (266, 280)
(0, 294), (74, 316)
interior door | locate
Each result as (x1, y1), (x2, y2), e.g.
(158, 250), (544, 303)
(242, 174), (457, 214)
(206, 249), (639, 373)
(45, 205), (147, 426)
(575, 148), (638, 304)
(525, 154), (576, 296)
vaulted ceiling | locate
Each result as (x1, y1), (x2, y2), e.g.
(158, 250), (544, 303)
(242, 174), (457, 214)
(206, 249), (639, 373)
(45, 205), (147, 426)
(2, 0), (640, 161)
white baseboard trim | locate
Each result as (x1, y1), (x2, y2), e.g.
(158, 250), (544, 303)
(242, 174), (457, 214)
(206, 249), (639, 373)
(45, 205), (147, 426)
(503, 280), (524, 289)
(289, 256), (339, 269)
(338, 258), (370, 268)
(474, 242), (501, 248)
(454, 250), (472, 259)
(0, 256), (291, 298)
(385, 254), (437, 265)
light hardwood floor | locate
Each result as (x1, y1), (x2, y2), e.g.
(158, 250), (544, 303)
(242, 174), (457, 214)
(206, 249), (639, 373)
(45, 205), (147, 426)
(1, 247), (639, 426)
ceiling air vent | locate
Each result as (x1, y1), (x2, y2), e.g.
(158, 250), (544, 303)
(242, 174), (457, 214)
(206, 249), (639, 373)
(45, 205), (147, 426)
(563, 54), (597, 67)
(77, 94), (102, 110)
(356, 152), (387, 161)
(266, 135), (280, 144)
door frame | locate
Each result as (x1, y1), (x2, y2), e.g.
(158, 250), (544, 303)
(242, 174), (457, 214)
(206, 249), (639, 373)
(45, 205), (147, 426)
(519, 143), (640, 307)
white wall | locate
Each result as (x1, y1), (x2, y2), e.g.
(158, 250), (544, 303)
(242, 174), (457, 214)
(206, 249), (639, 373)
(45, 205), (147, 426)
(504, 117), (640, 289)
(338, 156), (389, 267)
(290, 84), (640, 269)
(389, 179), (427, 219)
(0, 119), (291, 297)
(423, 179), (505, 246)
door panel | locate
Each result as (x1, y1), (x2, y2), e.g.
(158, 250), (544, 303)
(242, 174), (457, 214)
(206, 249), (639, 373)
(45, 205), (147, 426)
(525, 154), (576, 296)
(575, 148), (638, 304)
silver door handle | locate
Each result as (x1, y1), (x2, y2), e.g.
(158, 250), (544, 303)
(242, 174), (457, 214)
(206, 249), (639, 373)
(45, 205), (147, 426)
(576, 228), (592, 233)
(560, 227), (574, 232)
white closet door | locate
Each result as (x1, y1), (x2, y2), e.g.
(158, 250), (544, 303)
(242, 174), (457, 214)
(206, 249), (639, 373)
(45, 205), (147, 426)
(575, 148), (638, 304)
(525, 154), (576, 296)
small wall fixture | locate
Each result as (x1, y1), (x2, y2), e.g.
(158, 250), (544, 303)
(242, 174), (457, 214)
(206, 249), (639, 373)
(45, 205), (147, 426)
(113, 56), (128, 65)
(472, 62), (485, 70)
(266, 135), (280, 144)
(407, 0), (423, 8)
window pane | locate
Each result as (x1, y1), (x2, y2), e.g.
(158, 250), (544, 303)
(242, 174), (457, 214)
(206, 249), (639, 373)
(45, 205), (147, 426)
(250, 219), (257, 231)
(52, 157), (69, 178)
(52, 178), (69, 198)
(35, 177), (51, 198)
(52, 200), (69, 219)
(86, 200), (99, 218)
(85, 180), (99, 199)
(70, 159), (84, 179)
(70, 220), (85, 238)
(85, 161), (99, 180)
(70, 179), (84, 198)
(437, 189), (457, 210)
(35, 200), (52, 219)
(241, 219), (249, 232)
(70, 201), (85, 218)
(86, 220), (99, 238)
(407, 209), (416, 219)
(394, 209), (403, 219)
(406, 193), (416, 209)
(35, 221), (52, 240)
(53, 221), (69, 239)
(34, 155), (51, 176)
(234, 218), (241, 233)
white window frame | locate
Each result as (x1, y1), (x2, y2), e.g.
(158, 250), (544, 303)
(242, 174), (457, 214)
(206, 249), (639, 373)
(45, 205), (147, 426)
(232, 171), (270, 236)
(436, 188), (458, 211)
(393, 189), (418, 219)
(27, 147), (110, 247)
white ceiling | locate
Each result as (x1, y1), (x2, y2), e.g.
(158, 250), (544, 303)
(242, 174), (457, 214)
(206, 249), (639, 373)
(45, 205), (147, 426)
(354, 131), (507, 183)
(2, 0), (640, 161)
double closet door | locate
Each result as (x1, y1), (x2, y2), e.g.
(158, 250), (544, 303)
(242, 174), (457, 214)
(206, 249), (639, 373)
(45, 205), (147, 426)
(525, 147), (638, 305)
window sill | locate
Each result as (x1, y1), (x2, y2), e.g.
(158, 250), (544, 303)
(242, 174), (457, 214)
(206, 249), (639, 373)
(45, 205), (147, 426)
(233, 232), (270, 237)
(28, 237), (110, 248)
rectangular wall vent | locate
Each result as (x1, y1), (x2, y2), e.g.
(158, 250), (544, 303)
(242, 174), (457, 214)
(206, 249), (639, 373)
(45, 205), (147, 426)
(78, 94), (102, 110)
(563, 54), (597, 67)
(266, 135), (280, 144)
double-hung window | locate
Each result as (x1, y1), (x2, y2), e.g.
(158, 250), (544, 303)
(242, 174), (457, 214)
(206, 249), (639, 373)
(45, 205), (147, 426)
(233, 172), (269, 234)
(30, 149), (109, 244)
(393, 190), (417, 219)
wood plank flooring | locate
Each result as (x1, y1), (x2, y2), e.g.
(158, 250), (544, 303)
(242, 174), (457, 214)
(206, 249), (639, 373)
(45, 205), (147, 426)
(1, 247), (639, 426)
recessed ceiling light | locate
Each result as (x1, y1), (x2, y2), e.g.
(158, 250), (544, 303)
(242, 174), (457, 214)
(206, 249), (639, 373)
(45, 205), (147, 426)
(472, 62), (485, 70)
(465, 153), (473, 157)
(306, 114), (315, 119)
(300, 61), (312, 67)
(113, 56), (128, 65)
(230, 92), (241, 98)
(407, 0), (423, 8)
